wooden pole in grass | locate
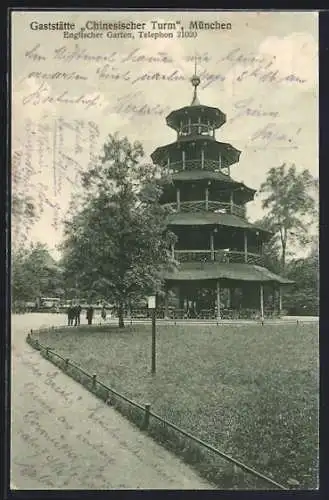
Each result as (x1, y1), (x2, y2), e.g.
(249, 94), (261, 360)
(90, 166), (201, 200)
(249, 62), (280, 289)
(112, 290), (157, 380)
(148, 296), (156, 374)
(260, 283), (264, 320)
(216, 280), (221, 320)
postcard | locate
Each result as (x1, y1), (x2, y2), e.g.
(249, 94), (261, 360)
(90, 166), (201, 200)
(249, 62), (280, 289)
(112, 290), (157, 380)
(10, 10), (319, 491)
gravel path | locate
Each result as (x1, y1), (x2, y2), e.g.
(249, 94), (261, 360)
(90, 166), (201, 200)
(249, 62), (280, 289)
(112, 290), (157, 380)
(11, 314), (213, 490)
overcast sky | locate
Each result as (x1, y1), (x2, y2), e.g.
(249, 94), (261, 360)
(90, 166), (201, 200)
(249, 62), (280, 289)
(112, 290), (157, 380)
(11, 10), (318, 258)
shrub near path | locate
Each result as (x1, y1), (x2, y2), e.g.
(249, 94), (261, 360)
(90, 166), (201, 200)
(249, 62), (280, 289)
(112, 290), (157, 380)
(35, 322), (319, 489)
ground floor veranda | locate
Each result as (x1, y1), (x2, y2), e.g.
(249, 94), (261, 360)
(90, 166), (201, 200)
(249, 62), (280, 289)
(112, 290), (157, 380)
(163, 279), (285, 320)
(126, 279), (287, 320)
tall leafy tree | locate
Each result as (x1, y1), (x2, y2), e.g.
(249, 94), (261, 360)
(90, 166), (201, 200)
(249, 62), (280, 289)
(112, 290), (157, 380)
(12, 193), (37, 252)
(258, 164), (317, 272)
(12, 243), (63, 305)
(284, 243), (319, 315)
(61, 134), (175, 328)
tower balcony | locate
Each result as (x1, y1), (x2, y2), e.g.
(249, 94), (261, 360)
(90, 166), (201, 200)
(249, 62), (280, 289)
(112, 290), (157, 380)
(174, 249), (265, 266)
(170, 158), (226, 172)
(164, 200), (247, 219)
(178, 122), (215, 138)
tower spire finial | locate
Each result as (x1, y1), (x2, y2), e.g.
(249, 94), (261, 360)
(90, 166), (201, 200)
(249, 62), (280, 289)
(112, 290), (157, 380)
(190, 52), (201, 106)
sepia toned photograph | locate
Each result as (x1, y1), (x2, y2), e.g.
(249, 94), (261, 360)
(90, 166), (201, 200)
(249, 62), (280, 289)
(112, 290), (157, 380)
(10, 9), (319, 490)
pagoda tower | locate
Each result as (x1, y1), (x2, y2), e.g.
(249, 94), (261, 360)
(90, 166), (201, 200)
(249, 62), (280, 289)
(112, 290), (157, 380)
(151, 67), (292, 320)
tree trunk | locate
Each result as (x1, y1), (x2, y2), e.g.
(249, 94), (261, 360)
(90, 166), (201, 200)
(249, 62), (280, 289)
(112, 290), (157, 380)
(281, 241), (286, 273)
(118, 301), (125, 328)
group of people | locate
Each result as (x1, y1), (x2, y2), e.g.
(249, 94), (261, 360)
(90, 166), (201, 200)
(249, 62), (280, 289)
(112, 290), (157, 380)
(67, 304), (95, 326)
(67, 304), (107, 326)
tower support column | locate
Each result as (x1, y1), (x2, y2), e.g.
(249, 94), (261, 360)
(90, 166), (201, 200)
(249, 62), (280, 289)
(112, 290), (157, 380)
(227, 287), (232, 308)
(272, 286), (276, 313)
(216, 280), (221, 320)
(244, 231), (248, 263)
(205, 187), (209, 210)
(260, 283), (264, 320)
(176, 188), (181, 211)
(210, 232), (215, 260)
(279, 286), (282, 317)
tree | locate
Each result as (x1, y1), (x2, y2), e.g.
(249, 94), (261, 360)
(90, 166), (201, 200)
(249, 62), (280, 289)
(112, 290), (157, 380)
(12, 193), (38, 252)
(12, 242), (63, 305)
(284, 244), (319, 315)
(61, 134), (175, 328)
(253, 217), (281, 274)
(258, 164), (318, 272)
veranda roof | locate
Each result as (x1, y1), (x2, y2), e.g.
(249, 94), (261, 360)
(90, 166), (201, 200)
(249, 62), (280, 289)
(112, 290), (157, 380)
(164, 262), (293, 285)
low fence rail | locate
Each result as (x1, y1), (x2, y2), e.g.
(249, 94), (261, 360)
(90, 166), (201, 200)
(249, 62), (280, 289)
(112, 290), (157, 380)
(26, 329), (288, 490)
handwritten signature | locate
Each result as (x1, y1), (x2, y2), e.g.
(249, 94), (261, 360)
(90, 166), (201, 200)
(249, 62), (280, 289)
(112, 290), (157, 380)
(228, 97), (279, 123)
(250, 122), (301, 149)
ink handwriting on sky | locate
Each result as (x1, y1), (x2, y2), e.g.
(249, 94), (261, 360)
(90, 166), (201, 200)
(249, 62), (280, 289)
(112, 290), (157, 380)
(14, 118), (101, 229)
(23, 43), (308, 90)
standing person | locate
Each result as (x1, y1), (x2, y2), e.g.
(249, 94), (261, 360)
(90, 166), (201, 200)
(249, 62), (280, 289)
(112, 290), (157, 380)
(75, 303), (82, 326)
(101, 305), (106, 323)
(71, 304), (77, 326)
(67, 305), (73, 326)
(86, 305), (94, 325)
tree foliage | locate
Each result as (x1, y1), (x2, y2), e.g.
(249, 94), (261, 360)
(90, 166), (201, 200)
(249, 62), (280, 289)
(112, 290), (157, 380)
(284, 244), (319, 316)
(61, 134), (175, 327)
(259, 164), (318, 272)
(12, 191), (38, 251)
(12, 243), (63, 305)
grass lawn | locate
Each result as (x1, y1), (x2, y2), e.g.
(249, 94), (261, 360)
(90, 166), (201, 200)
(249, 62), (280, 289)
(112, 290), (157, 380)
(35, 321), (319, 489)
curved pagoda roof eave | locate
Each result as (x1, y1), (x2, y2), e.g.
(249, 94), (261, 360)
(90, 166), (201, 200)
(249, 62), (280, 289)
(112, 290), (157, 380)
(166, 105), (227, 130)
(163, 262), (294, 285)
(167, 212), (273, 238)
(171, 170), (256, 193)
(151, 139), (241, 168)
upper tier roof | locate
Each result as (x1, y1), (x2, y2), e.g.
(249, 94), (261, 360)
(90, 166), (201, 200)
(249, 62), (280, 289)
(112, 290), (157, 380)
(151, 137), (241, 169)
(159, 171), (256, 204)
(167, 212), (272, 238)
(172, 170), (255, 191)
(166, 105), (226, 131)
(166, 69), (226, 130)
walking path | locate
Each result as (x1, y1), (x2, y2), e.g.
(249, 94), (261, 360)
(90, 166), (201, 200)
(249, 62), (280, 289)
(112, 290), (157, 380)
(11, 314), (213, 490)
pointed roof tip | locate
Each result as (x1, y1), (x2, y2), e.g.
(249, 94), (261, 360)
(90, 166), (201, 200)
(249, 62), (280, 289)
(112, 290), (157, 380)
(190, 73), (201, 106)
(191, 94), (200, 106)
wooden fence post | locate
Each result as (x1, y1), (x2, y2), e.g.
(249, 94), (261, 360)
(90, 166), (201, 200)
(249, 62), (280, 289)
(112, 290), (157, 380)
(65, 358), (69, 370)
(92, 374), (97, 389)
(143, 403), (151, 430)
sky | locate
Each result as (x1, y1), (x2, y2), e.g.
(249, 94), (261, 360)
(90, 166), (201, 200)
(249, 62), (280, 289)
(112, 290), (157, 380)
(11, 10), (318, 259)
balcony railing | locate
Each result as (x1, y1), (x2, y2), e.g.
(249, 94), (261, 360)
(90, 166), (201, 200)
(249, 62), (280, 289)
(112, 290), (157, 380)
(178, 123), (214, 137)
(164, 200), (246, 219)
(170, 159), (227, 172)
(174, 249), (265, 266)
